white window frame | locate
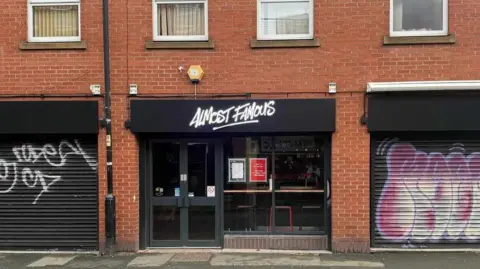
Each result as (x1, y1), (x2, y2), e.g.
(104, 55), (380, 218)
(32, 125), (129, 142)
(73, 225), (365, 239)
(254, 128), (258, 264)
(152, 0), (209, 41)
(28, 0), (81, 42)
(389, 0), (448, 37)
(256, 0), (314, 41)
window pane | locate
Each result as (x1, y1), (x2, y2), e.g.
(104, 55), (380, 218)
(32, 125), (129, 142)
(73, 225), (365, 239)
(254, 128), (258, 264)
(189, 206), (216, 240)
(392, 0), (444, 32)
(224, 137), (273, 232)
(271, 136), (326, 232)
(157, 3), (206, 36)
(152, 142), (180, 197)
(152, 206), (180, 240)
(33, 5), (79, 37)
(187, 143), (215, 197)
(260, 1), (310, 36)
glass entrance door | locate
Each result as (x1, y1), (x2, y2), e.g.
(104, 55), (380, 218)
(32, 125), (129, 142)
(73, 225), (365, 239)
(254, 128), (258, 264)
(150, 140), (221, 247)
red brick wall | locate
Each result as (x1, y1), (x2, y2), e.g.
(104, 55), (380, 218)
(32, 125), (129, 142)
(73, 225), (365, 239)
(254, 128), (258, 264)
(0, 0), (107, 250)
(2, 0), (480, 253)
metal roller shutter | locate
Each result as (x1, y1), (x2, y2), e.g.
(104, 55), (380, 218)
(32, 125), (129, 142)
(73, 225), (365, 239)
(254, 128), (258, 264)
(0, 135), (98, 251)
(372, 134), (480, 249)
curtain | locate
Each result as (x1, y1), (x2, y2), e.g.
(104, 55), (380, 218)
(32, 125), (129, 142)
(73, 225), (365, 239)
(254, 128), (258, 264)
(393, 0), (444, 31)
(276, 13), (309, 35)
(158, 3), (205, 36)
(432, 0), (444, 31)
(392, 0), (403, 31)
(33, 5), (79, 37)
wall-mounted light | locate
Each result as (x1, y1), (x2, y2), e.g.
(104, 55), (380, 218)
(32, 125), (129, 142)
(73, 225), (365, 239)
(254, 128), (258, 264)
(328, 82), (337, 94)
(90, 84), (101, 95)
(129, 84), (138, 95)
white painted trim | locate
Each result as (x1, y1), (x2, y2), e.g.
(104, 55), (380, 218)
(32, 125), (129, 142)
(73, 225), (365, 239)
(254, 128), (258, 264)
(27, 0), (81, 43)
(256, 0), (314, 41)
(152, 0), (209, 42)
(367, 80), (480, 93)
(389, 0), (448, 37)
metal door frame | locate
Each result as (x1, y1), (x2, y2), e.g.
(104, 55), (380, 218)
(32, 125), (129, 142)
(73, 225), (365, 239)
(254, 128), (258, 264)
(146, 138), (222, 248)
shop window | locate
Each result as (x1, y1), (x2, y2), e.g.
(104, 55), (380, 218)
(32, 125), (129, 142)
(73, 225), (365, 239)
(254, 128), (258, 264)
(390, 0), (447, 37)
(257, 0), (314, 41)
(28, 0), (81, 43)
(153, 0), (208, 41)
(224, 136), (328, 234)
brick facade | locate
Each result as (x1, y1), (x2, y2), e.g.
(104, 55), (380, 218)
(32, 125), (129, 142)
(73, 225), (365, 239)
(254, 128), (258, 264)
(1, 0), (479, 253)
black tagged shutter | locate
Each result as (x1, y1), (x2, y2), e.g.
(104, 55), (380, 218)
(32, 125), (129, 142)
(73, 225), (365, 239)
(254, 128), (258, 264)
(372, 135), (480, 248)
(0, 135), (98, 250)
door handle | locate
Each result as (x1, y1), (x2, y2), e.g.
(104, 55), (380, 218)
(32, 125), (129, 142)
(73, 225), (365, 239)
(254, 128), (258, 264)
(183, 196), (190, 208)
(176, 198), (183, 208)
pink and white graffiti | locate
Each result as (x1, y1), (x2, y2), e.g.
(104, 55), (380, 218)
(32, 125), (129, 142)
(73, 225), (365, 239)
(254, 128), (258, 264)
(376, 143), (480, 242)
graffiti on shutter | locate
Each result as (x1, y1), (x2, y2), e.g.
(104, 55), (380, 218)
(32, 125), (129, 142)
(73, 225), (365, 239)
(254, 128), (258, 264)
(0, 139), (97, 204)
(374, 138), (480, 248)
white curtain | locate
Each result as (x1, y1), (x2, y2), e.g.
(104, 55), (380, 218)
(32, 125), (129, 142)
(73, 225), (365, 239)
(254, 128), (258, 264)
(158, 4), (205, 36)
(33, 5), (79, 37)
(392, 0), (403, 31)
(393, 0), (444, 31)
(276, 13), (309, 35)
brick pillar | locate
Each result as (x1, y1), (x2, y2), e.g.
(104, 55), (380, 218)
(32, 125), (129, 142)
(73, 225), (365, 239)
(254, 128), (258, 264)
(331, 93), (370, 253)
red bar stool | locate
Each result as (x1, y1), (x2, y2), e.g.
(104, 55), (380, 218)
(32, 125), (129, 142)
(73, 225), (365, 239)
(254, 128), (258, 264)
(269, 206), (293, 232)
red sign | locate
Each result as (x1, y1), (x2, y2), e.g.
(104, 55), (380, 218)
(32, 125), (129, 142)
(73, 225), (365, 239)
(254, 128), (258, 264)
(249, 158), (267, 182)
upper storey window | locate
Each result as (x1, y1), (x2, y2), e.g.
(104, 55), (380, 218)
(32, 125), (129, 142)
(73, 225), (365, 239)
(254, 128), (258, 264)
(257, 0), (314, 40)
(28, 0), (81, 42)
(390, 0), (448, 37)
(153, 0), (208, 41)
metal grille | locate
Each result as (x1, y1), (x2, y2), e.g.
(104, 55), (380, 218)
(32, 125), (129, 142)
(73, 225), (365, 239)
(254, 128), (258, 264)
(0, 135), (98, 251)
(372, 135), (480, 249)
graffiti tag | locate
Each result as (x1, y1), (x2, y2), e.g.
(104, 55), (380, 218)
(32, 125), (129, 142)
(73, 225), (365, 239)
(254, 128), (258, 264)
(376, 140), (480, 243)
(0, 140), (97, 204)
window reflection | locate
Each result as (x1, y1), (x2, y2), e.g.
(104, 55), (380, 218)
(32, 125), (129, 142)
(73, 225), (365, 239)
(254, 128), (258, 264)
(224, 136), (327, 234)
(224, 137), (273, 232)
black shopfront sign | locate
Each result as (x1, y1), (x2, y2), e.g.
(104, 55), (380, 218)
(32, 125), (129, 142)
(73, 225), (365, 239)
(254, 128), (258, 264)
(368, 94), (480, 132)
(130, 99), (335, 133)
(0, 101), (98, 134)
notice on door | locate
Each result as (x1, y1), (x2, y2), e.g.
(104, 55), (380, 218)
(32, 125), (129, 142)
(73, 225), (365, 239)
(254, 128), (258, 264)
(207, 186), (215, 197)
(228, 158), (246, 183)
(249, 158), (267, 182)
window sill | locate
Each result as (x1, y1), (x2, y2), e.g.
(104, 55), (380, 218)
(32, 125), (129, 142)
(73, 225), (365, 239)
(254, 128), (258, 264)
(19, 41), (87, 50)
(383, 34), (456, 45)
(145, 40), (215, 50)
(250, 38), (320, 49)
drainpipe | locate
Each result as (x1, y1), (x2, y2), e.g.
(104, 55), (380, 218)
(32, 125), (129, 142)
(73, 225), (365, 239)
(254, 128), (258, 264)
(102, 0), (116, 256)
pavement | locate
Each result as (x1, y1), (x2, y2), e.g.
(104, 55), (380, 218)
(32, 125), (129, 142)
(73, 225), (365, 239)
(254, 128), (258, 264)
(0, 251), (479, 269)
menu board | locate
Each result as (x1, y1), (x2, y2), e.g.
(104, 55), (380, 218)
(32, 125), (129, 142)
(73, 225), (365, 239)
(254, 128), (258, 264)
(249, 158), (267, 182)
(228, 158), (246, 183)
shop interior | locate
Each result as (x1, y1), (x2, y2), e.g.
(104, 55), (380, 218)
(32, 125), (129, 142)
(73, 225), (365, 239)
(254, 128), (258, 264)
(224, 135), (329, 234)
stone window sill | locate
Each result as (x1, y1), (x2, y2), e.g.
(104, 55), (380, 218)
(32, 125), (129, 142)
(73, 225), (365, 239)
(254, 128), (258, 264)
(145, 40), (215, 49)
(250, 38), (320, 48)
(19, 41), (87, 50)
(383, 34), (456, 45)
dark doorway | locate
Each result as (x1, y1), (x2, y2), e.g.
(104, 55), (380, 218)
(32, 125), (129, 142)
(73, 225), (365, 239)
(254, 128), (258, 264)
(148, 139), (222, 247)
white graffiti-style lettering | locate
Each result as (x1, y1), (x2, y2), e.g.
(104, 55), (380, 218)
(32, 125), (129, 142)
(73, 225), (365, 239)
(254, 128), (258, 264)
(13, 140), (97, 170)
(189, 100), (276, 131)
(0, 140), (97, 204)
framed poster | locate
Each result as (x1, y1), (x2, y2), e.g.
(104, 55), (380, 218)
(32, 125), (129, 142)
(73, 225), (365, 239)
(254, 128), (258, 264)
(249, 158), (267, 182)
(228, 158), (246, 183)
